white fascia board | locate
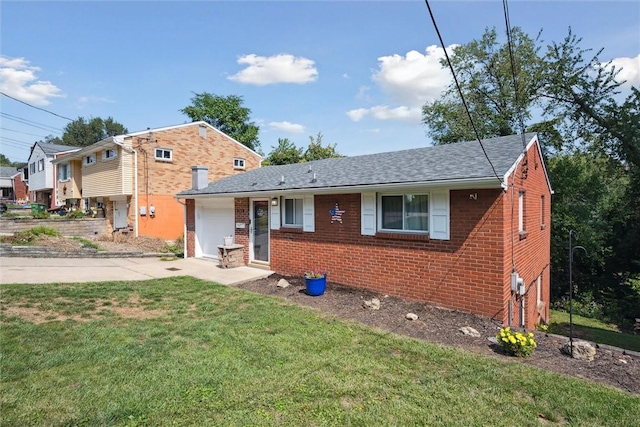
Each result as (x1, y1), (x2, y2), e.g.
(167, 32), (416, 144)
(51, 137), (122, 163)
(502, 134), (554, 195)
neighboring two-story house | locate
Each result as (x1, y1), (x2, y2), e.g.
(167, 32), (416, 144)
(177, 133), (552, 329)
(53, 121), (262, 240)
(26, 142), (81, 208)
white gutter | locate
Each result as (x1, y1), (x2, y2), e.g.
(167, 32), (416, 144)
(179, 176), (504, 199)
(133, 149), (139, 237)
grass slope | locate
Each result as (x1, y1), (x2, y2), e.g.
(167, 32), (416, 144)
(549, 309), (640, 352)
(1, 278), (639, 426)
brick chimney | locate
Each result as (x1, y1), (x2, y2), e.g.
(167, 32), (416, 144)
(191, 165), (209, 190)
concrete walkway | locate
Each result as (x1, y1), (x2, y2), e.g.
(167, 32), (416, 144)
(0, 257), (274, 285)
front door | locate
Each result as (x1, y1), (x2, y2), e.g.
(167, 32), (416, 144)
(251, 200), (269, 263)
(113, 201), (128, 229)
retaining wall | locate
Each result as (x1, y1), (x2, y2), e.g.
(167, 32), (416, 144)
(0, 218), (109, 237)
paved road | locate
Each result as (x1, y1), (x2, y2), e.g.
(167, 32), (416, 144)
(0, 257), (273, 285)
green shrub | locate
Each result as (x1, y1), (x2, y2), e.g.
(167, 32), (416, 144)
(2, 212), (19, 218)
(27, 226), (61, 237)
(67, 210), (86, 219)
(71, 237), (101, 250)
(32, 212), (51, 219)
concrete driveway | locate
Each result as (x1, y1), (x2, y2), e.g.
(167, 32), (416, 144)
(0, 257), (273, 285)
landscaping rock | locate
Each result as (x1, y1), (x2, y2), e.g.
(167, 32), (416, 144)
(277, 279), (291, 288)
(406, 313), (418, 321)
(363, 298), (380, 310)
(459, 326), (481, 338)
(562, 340), (596, 361)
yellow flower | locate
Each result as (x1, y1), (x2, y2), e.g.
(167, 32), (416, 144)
(509, 336), (516, 344)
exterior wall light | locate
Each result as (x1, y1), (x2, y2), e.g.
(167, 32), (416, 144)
(271, 197), (279, 207)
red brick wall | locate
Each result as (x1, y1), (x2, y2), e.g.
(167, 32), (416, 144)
(186, 199), (195, 256)
(269, 189), (507, 321)
(13, 173), (28, 201)
(127, 123), (261, 239)
(234, 198), (250, 264)
(502, 140), (552, 328)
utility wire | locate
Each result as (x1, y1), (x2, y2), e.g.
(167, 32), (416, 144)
(1, 127), (49, 138)
(423, 0), (502, 183)
(0, 112), (63, 134)
(0, 91), (74, 121)
(502, 0), (528, 152)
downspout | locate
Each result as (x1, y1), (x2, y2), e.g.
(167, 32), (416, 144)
(134, 149), (139, 237)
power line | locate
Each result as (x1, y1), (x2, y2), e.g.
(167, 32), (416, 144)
(0, 91), (74, 121)
(423, 0), (502, 183)
(502, 0), (528, 153)
(0, 135), (31, 145)
(0, 112), (63, 134)
(0, 127), (49, 138)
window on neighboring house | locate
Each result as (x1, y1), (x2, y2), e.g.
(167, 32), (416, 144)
(155, 148), (172, 162)
(102, 148), (117, 161)
(379, 193), (429, 232)
(37, 159), (45, 172)
(540, 195), (546, 230)
(29, 162), (36, 174)
(199, 125), (207, 138)
(283, 197), (303, 227)
(84, 154), (96, 166)
(518, 190), (526, 235)
(58, 163), (70, 181)
(233, 158), (246, 170)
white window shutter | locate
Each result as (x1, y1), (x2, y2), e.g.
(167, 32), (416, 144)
(270, 198), (280, 230)
(361, 192), (376, 236)
(303, 195), (315, 232)
(430, 190), (450, 240)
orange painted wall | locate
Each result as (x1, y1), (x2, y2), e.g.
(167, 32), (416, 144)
(137, 194), (185, 240)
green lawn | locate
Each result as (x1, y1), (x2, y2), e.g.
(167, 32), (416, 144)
(1, 278), (639, 426)
(549, 309), (640, 352)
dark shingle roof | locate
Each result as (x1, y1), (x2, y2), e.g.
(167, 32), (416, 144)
(37, 142), (80, 155)
(178, 133), (536, 196)
(0, 166), (19, 178)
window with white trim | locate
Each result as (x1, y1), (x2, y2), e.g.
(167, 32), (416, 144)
(233, 158), (246, 170)
(379, 193), (429, 232)
(102, 148), (117, 161)
(37, 159), (45, 171)
(155, 148), (172, 162)
(29, 162), (36, 174)
(199, 125), (207, 138)
(540, 195), (546, 230)
(537, 275), (542, 304)
(58, 163), (70, 181)
(518, 190), (526, 234)
(84, 154), (96, 166)
(283, 197), (303, 227)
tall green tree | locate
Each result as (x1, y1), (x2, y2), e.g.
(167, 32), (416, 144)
(0, 153), (19, 167)
(262, 138), (303, 166)
(60, 117), (128, 147)
(422, 27), (542, 144)
(180, 92), (260, 152)
(304, 132), (342, 161)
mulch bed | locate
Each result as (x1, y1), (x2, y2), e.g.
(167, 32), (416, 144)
(235, 274), (640, 395)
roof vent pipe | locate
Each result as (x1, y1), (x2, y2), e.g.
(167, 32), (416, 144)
(191, 165), (209, 190)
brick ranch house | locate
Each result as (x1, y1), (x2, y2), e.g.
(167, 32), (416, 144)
(177, 133), (552, 328)
(52, 121), (262, 240)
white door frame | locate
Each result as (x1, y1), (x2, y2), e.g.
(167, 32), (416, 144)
(249, 198), (270, 264)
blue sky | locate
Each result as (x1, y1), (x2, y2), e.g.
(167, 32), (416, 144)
(1, 1), (638, 163)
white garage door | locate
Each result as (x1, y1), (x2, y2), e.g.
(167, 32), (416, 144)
(195, 198), (234, 259)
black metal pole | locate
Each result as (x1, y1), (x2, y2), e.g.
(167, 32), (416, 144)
(569, 230), (574, 357)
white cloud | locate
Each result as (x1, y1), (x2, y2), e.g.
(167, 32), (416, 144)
(0, 56), (63, 106)
(346, 105), (421, 123)
(609, 54), (640, 88)
(228, 54), (318, 86)
(269, 121), (306, 133)
(347, 45), (455, 123)
(77, 95), (115, 105)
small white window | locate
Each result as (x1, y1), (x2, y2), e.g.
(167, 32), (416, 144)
(58, 163), (70, 181)
(537, 275), (542, 304)
(155, 148), (172, 162)
(102, 148), (117, 161)
(84, 154), (96, 166)
(283, 198), (303, 227)
(540, 195), (546, 230)
(199, 125), (207, 138)
(37, 159), (45, 171)
(518, 190), (526, 233)
(233, 158), (246, 170)
(30, 162), (36, 174)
